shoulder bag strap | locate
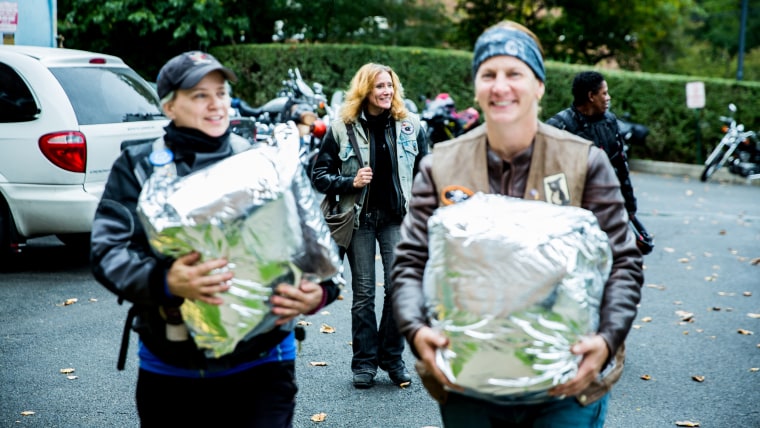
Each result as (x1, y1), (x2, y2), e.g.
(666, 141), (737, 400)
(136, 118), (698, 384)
(346, 123), (363, 165)
(346, 124), (368, 205)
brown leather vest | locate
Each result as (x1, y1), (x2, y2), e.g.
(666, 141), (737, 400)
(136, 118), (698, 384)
(431, 122), (590, 208)
(430, 122), (624, 405)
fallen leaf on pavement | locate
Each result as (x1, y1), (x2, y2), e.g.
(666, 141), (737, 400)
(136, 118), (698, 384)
(678, 258), (690, 263)
(640, 374), (652, 380)
(646, 283), (666, 290)
(717, 292), (735, 296)
(309, 362), (328, 366)
(642, 317), (653, 322)
(691, 375), (705, 382)
(750, 258), (760, 265)
(89, 298), (98, 302)
(748, 313), (760, 319)
(738, 329), (753, 335)
(749, 368), (759, 372)
(57, 298), (78, 306)
(675, 421), (700, 427)
(744, 291), (752, 297)
(675, 311), (694, 322)
(320, 324), (335, 334)
(320, 311), (330, 315)
(399, 381), (411, 388)
(311, 413), (327, 422)
(20, 411), (35, 416)
(297, 320), (312, 326)
(67, 375), (78, 380)
(663, 247), (675, 253)
(337, 295), (344, 300)
(60, 368), (75, 374)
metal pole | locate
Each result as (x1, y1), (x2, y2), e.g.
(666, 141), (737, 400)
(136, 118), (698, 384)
(737, 0), (748, 81)
(695, 109), (703, 164)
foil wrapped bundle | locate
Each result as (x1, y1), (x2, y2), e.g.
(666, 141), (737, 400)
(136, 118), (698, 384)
(423, 193), (611, 403)
(137, 122), (342, 358)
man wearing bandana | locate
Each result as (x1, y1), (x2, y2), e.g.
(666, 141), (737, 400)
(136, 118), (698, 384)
(391, 21), (643, 427)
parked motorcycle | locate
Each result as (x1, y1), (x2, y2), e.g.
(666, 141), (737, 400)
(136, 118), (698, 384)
(420, 93), (479, 147)
(700, 103), (760, 182)
(229, 68), (329, 172)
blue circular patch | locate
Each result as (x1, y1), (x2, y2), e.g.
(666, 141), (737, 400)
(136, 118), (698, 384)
(149, 148), (174, 166)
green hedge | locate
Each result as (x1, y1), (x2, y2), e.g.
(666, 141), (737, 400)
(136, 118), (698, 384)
(212, 43), (760, 164)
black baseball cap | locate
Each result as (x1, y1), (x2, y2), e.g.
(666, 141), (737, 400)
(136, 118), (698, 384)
(156, 51), (237, 99)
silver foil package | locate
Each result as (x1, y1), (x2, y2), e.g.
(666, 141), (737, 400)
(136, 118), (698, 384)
(423, 193), (611, 403)
(137, 122), (342, 358)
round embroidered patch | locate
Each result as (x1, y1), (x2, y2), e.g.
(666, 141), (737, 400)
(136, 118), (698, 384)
(149, 148), (174, 166)
(400, 121), (414, 135)
(440, 185), (475, 206)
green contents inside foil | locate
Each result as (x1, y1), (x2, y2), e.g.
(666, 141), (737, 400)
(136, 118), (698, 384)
(137, 123), (341, 358)
(424, 193), (611, 403)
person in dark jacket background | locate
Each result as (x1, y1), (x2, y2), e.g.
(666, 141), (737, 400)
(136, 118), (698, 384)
(311, 63), (428, 389)
(545, 71), (638, 216)
(91, 51), (339, 427)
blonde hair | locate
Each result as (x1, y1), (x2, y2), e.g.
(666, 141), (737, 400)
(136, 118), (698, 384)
(340, 63), (408, 123)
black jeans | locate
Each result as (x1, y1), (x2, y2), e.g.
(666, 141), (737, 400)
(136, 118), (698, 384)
(136, 361), (297, 427)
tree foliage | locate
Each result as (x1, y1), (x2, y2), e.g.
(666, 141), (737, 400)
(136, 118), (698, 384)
(55, 0), (757, 82)
(57, 0), (453, 79)
(452, 0), (697, 68)
(58, 0), (249, 79)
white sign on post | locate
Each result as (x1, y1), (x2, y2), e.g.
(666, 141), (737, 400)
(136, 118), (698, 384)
(0, 2), (18, 33)
(686, 81), (705, 109)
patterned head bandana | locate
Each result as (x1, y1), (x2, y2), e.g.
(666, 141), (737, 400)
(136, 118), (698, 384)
(472, 26), (545, 82)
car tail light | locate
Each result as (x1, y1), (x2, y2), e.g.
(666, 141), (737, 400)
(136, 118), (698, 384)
(39, 131), (87, 173)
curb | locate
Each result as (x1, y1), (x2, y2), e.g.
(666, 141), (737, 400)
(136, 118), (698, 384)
(629, 159), (760, 186)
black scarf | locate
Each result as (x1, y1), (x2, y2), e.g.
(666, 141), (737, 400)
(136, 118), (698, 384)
(162, 123), (233, 172)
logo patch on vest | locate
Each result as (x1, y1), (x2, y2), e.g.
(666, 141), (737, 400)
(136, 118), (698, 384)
(400, 121), (414, 135)
(543, 173), (571, 206)
(441, 185), (474, 206)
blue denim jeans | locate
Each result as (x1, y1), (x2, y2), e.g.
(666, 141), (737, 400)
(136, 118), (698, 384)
(346, 208), (406, 375)
(440, 392), (609, 428)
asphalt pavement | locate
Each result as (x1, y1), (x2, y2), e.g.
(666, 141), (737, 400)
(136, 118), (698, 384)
(0, 165), (758, 427)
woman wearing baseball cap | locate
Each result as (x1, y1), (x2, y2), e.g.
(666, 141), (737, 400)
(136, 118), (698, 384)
(391, 21), (643, 427)
(91, 51), (340, 427)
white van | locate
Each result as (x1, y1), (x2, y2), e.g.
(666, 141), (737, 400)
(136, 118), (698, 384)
(0, 46), (168, 262)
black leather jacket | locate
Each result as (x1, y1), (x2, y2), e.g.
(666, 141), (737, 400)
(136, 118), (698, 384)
(311, 110), (428, 220)
(91, 127), (340, 371)
(546, 106), (637, 214)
